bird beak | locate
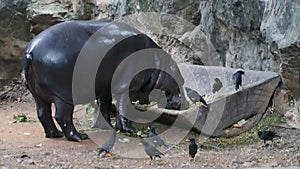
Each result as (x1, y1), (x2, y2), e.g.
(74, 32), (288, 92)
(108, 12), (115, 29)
(185, 138), (190, 142)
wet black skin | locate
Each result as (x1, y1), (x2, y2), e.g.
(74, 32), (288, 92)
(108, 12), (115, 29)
(23, 20), (188, 141)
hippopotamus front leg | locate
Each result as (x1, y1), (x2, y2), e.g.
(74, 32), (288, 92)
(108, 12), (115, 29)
(35, 98), (64, 138)
(115, 94), (136, 134)
(93, 97), (114, 129)
(54, 100), (88, 142)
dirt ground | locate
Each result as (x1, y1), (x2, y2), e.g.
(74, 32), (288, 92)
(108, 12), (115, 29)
(0, 81), (300, 169)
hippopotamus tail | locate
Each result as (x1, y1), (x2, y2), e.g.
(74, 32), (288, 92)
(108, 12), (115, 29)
(23, 52), (33, 82)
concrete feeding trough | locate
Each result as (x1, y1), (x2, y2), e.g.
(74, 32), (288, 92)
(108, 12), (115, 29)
(136, 63), (281, 137)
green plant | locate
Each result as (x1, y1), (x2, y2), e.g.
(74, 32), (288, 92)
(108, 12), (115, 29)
(13, 113), (38, 123)
(201, 112), (283, 149)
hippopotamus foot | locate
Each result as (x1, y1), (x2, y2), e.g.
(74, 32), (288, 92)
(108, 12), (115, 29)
(35, 99), (64, 139)
(67, 132), (89, 142)
(59, 126), (89, 142)
(54, 101), (89, 142)
(45, 129), (64, 138)
(115, 115), (136, 134)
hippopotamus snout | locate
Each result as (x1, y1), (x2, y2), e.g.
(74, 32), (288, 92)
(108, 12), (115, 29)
(165, 93), (189, 110)
(165, 94), (181, 110)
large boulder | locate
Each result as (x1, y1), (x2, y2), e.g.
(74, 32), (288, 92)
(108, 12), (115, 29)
(1, 0), (299, 127)
(94, 0), (281, 70)
(285, 101), (300, 129)
(0, 0), (31, 79)
(280, 44), (300, 100)
(197, 0), (280, 70)
(26, 0), (98, 35)
(94, 0), (206, 65)
(261, 0), (300, 100)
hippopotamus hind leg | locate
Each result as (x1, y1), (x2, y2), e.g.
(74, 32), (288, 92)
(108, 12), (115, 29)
(54, 101), (88, 142)
(35, 98), (64, 138)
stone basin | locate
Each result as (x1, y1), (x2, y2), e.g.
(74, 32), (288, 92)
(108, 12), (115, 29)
(138, 63), (281, 137)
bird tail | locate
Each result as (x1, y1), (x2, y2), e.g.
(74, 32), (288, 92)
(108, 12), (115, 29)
(200, 96), (209, 108)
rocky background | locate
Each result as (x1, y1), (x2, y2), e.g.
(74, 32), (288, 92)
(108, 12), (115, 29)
(0, 0), (299, 127)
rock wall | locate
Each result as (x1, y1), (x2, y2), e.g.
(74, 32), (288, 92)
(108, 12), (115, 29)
(0, 0), (299, 101)
(261, 0), (300, 100)
(0, 0), (31, 79)
(27, 0), (99, 35)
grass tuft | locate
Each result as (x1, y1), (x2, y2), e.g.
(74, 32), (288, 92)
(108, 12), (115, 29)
(201, 111), (283, 149)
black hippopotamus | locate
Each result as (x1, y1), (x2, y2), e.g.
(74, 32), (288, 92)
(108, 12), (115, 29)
(23, 20), (188, 142)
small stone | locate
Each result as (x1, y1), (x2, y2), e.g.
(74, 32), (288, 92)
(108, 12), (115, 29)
(118, 138), (130, 143)
(232, 159), (244, 165)
(35, 143), (42, 148)
(242, 161), (257, 167)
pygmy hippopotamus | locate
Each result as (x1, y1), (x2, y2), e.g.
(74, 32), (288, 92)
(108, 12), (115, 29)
(23, 20), (188, 142)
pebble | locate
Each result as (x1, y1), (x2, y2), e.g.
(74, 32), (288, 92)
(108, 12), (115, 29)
(232, 159), (244, 165)
(118, 138), (130, 143)
(242, 161), (257, 167)
(35, 143), (42, 148)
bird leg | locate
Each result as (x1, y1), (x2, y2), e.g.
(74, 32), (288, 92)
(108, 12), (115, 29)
(146, 159), (152, 165)
(105, 152), (113, 158)
(190, 156), (196, 162)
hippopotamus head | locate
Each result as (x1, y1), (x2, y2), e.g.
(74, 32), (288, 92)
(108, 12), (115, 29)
(129, 69), (189, 111)
(165, 93), (181, 110)
(165, 89), (189, 110)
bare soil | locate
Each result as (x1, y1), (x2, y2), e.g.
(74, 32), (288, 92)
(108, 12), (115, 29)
(0, 81), (300, 169)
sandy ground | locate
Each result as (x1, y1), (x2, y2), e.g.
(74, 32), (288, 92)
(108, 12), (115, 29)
(0, 100), (299, 169)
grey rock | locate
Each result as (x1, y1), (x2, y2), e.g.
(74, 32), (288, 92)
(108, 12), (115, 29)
(0, 0), (31, 79)
(26, 0), (98, 35)
(0, 0), (299, 127)
(273, 89), (294, 115)
(280, 44), (300, 100)
(261, 0), (300, 100)
(285, 100), (300, 129)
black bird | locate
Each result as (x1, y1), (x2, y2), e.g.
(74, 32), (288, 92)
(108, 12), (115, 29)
(212, 78), (223, 93)
(185, 87), (209, 108)
(149, 126), (167, 147)
(189, 138), (198, 161)
(141, 140), (164, 161)
(98, 130), (117, 157)
(258, 130), (280, 145)
(232, 70), (245, 91)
